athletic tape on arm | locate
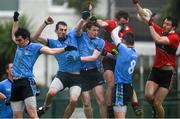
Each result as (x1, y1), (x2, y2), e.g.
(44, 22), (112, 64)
(111, 26), (122, 46)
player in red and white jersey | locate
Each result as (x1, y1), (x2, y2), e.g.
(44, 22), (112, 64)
(97, 11), (143, 118)
(152, 24), (179, 69)
(133, 0), (180, 117)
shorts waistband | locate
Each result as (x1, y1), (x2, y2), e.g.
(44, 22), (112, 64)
(13, 77), (27, 80)
(160, 65), (175, 71)
(58, 71), (80, 75)
(81, 67), (97, 71)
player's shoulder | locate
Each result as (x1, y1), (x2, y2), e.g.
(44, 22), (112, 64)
(96, 37), (104, 43)
(0, 79), (8, 85)
(30, 42), (43, 47)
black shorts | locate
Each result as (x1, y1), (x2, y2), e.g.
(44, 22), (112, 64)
(113, 83), (133, 106)
(147, 67), (175, 89)
(56, 71), (82, 90)
(80, 68), (105, 91)
(10, 78), (37, 101)
(102, 57), (116, 71)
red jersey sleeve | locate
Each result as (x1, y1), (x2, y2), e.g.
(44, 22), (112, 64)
(105, 20), (117, 32)
(168, 33), (180, 48)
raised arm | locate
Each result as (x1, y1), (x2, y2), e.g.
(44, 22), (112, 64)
(11, 11), (19, 43)
(32, 16), (54, 45)
(75, 11), (90, 36)
(97, 19), (108, 27)
(132, 0), (150, 23)
(149, 23), (169, 45)
(111, 26), (122, 46)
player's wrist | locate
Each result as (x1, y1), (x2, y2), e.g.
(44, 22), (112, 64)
(13, 11), (19, 22)
(44, 21), (48, 25)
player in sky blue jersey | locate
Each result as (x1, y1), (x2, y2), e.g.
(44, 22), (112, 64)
(111, 25), (138, 118)
(0, 63), (13, 118)
(33, 17), (83, 118)
(10, 12), (77, 118)
(67, 12), (107, 118)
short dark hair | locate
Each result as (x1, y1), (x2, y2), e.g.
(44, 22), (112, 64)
(115, 11), (129, 21)
(55, 21), (67, 30)
(15, 28), (30, 40)
(165, 16), (178, 28)
(84, 21), (100, 29)
(123, 33), (135, 45)
(5, 63), (12, 70)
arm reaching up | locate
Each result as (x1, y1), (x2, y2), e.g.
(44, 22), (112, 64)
(111, 26), (122, 46)
(75, 11), (90, 36)
(11, 11), (19, 43)
(132, 0), (151, 23)
(32, 16), (54, 45)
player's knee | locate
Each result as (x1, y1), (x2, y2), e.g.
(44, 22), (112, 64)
(48, 89), (57, 97)
(83, 103), (91, 109)
(145, 93), (153, 101)
(13, 112), (23, 118)
(83, 99), (91, 107)
(108, 82), (115, 88)
(153, 99), (162, 107)
(70, 97), (78, 104)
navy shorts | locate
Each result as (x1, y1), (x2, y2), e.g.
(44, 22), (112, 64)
(113, 83), (133, 106)
(147, 67), (175, 89)
(10, 78), (37, 101)
(102, 57), (116, 71)
(56, 71), (82, 90)
(80, 68), (105, 91)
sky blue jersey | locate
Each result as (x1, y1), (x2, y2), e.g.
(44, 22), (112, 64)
(0, 79), (13, 118)
(114, 43), (138, 84)
(48, 29), (81, 72)
(78, 32), (105, 69)
(13, 42), (43, 78)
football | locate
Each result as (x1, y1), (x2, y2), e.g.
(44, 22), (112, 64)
(137, 8), (152, 22)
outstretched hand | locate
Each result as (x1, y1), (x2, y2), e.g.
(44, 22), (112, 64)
(67, 55), (80, 62)
(13, 11), (19, 21)
(64, 45), (77, 51)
